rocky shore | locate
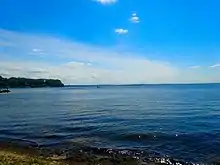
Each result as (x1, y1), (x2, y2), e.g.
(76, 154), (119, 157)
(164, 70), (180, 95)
(0, 142), (209, 165)
(0, 145), (139, 165)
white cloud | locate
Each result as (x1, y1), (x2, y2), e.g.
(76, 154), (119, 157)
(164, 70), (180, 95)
(115, 28), (128, 35)
(32, 48), (42, 52)
(64, 61), (92, 67)
(189, 65), (201, 69)
(0, 29), (179, 84)
(0, 59), (177, 85)
(94, 0), (117, 5)
(175, 68), (220, 83)
(130, 13), (140, 24)
(210, 63), (220, 68)
(1, 29), (220, 84)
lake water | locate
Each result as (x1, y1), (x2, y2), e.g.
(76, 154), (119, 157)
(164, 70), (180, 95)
(0, 84), (220, 163)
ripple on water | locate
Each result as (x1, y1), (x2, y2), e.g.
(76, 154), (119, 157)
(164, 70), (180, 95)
(1, 85), (220, 163)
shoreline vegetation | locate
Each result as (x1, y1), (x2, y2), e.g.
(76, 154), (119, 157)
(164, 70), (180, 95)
(0, 76), (64, 88)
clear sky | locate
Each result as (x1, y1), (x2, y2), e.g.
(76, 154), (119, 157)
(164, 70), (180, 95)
(0, 0), (220, 84)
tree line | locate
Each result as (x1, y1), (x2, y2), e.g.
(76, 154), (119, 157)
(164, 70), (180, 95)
(0, 76), (64, 88)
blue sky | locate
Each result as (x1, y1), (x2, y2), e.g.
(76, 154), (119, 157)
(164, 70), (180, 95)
(0, 0), (220, 84)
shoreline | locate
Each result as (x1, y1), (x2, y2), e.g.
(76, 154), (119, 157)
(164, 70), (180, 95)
(0, 141), (208, 165)
(0, 142), (141, 165)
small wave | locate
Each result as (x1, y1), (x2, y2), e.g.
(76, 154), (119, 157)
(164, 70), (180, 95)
(30, 134), (67, 140)
(61, 125), (96, 133)
(0, 129), (27, 137)
(113, 132), (179, 142)
(63, 146), (196, 165)
(0, 138), (40, 148)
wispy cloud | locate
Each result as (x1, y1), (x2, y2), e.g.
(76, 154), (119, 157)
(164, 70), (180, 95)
(129, 13), (140, 24)
(189, 65), (201, 69)
(0, 29), (179, 84)
(210, 63), (220, 68)
(115, 28), (128, 35)
(32, 48), (42, 52)
(1, 29), (220, 84)
(94, 0), (117, 5)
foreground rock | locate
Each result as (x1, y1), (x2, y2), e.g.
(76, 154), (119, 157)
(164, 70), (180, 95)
(0, 142), (209, 165)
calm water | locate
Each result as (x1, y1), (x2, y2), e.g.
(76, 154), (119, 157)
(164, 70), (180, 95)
(1, 85), (220, 163)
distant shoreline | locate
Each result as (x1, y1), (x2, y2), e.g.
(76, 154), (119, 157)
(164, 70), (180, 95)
(66, 83), (220, 87)
(0, 76), (64, 88)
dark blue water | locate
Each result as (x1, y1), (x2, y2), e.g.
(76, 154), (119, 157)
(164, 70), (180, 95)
(0, 84), (220, 163)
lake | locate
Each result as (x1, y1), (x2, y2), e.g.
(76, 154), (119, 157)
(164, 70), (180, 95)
(0, 84), (220, 163)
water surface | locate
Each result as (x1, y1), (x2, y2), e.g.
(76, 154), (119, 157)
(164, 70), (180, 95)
(1, 84), (220, 163)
